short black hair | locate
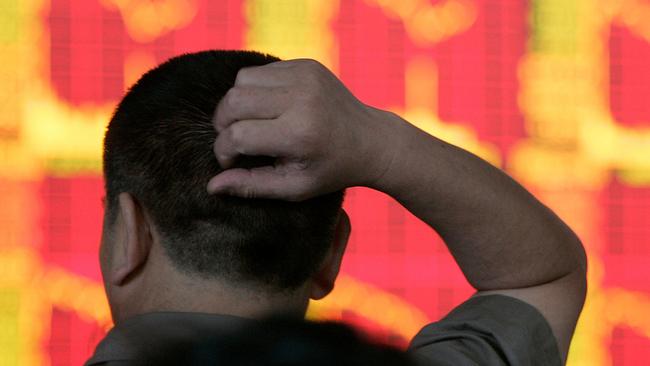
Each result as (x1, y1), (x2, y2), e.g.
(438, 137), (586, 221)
(103, 50), (345, 290)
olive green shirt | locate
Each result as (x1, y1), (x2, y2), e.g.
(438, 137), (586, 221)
(85, 295), (561, 365)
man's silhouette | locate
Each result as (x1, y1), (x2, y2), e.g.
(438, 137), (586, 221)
(86, 50), (587, 365)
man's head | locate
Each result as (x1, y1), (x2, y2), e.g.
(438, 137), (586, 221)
(101, 50), (350, 322)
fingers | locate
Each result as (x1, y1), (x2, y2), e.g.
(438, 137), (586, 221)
(206, 166), (309, 201)
(213, 86), (293, 133)
(213, 119), (295, 169)
(234, 63), (296, 87)
(208, 59), (329, 201)
(214, 59), (323, 132)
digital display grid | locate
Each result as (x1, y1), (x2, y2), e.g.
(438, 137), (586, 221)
(0, 1), (649, 365)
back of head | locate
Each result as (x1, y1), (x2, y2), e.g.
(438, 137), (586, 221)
(103, 50), (345, 290)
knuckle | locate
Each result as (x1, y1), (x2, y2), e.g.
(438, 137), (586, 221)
(228, 124), (245, 146)
(299, 58), (321, 69)
(303, 59), (326, 80)
(218, 128), (237, 156)
(302, 86), (318, 100)
(292, 126), (314, 151)
(297, 159), (313, 171)
(235, 68), (252, 85)
(302, 138), (318, 155)
(222, 124), (234, 142)
(240, 185), (257, 199)
(214, 134), (226, 154)
(303, 70), (320, 86)
(301, 85), (323, 106)
(224, 87), (244, 110)
(215, 134), (235, 157)
(297, 98), (318, 120)
(289, 157), (313, 174)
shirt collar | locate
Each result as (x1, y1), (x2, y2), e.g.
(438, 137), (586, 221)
(85, 311), (252, 365)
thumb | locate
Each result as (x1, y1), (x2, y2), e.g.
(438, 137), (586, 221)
(206, 166), (305, 201)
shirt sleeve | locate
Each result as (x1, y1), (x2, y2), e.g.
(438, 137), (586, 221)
(408, 294), (562, 366)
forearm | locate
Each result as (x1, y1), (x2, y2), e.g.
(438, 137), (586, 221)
(207, 57), (586, 362)
(367, 109), (586, 291)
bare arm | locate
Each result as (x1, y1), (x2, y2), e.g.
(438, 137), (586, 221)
(207, 59), (587, 363)
(366, 108), (587, 363)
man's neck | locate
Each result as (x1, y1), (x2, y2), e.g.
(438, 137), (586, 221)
(112, 263), (310, 324)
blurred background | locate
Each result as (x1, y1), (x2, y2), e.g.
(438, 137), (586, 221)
(0, 0), (649, 365)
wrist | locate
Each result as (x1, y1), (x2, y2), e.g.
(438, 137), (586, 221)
(358, 106), (411, 193)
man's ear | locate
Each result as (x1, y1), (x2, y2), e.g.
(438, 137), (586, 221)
(108, 192), (153, 286)
(310, 209), (351, 300)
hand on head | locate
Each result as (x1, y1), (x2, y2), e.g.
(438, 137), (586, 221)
(208, 59), (394, 201)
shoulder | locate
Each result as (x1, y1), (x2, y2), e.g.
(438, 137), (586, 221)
(84, 312), (250, 366)
(408, 295), (562, 366)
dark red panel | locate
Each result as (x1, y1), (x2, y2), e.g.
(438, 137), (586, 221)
(601, 177), (650, 292)
(40, 176), (105, 281)
(334, 0), (406, 109)
(47, 0), (126, 104)
(610, 326), (650, 365)
(334, 0), (527, 157)
(331, 0), (526, 330)
(610, 26), (650, 127)
(436, 0), (527, 156)
(46, 309), (106, 366)
(47, 0), (245, 105)
(341, 187), (473, 324)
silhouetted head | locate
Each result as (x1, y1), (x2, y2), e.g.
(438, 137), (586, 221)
(147, 317), (417, 366)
